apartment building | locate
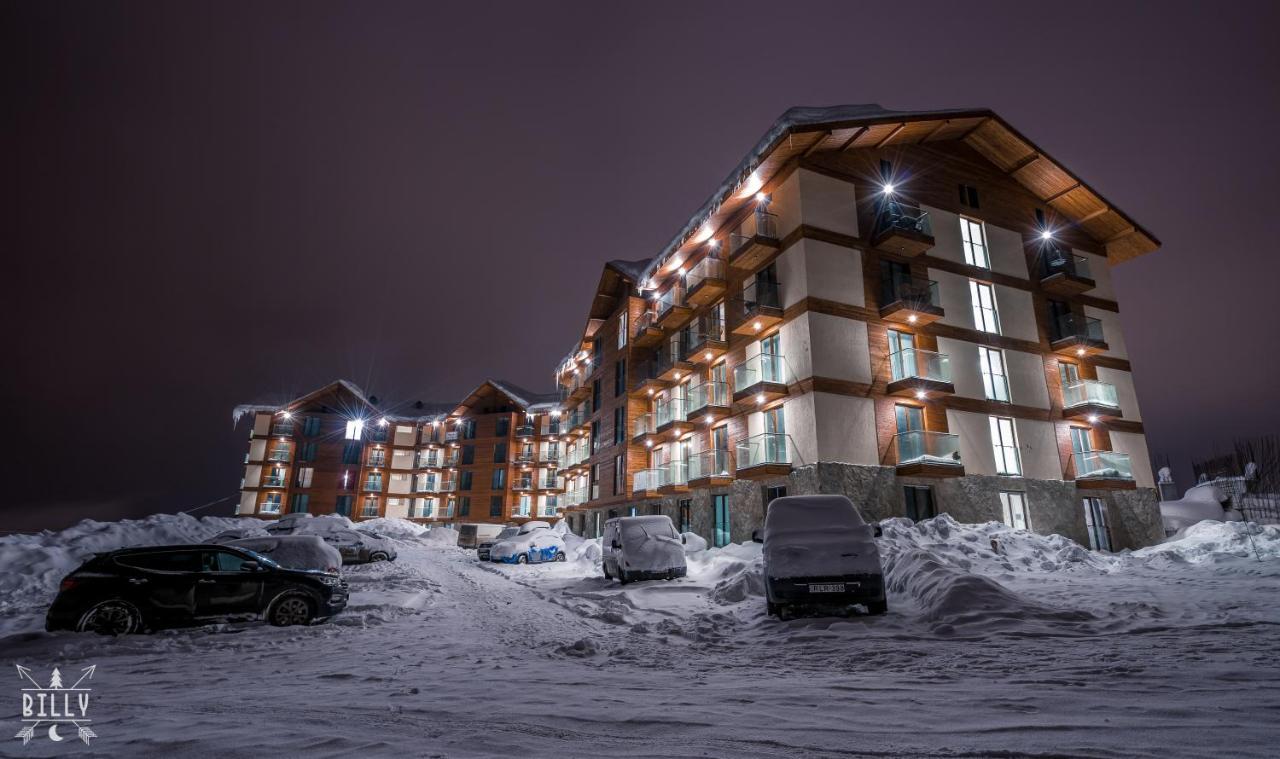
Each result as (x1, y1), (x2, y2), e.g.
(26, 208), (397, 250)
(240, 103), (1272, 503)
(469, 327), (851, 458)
(556, 104), (1163, 552)
(233, 379), (563, 525)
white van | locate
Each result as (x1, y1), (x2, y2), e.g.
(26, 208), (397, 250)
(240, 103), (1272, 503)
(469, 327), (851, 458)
(602, 515), (687, 584)
(457, 523), (505, 549)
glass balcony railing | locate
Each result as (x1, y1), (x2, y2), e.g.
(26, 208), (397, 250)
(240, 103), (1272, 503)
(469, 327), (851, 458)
(655, 393), (688, 427)
(445, 430), (459, 442)
(656, 285), (687, 318)
(889, 348), (952, 384)
(418, 455), (441, 468)
(540, 449), (560, 464)
(743, 278), (781, 312)
(1053, 314), (1105, 344)
(893, 431), (962, 467)
(267, 450), (291, 462)
(539, 477), (561, 490)
(1074, 450), (1133, 480)
(635, 309), (659, 335)
(367, 457), (386, 468)
(260, 500), (282, 514)
(515, 424), (535, 437)
(514, 449), (536, 463)
(262, 477), (285, 487)
(270, 424), (294, 437)
(564, 487), (587, 507)
(688, 448), (731, 480)
(414, 481), (438, 493)
(731, 211), (779, 251)
(513, 479), (533, 491)
(363, 480), (382, 492)
(666, 459), (689, 487)
(443, 454), (459, 467)
(736, 433), (791, 469)
(881, 277), (940, 308)
(686, 256), (726, 292)
(1063, 380), (1120, 410)
(633, 467), (667, 492)
(734, 352), (789, 389)
(439, 480), (458, 492)
(691, 318), (726, 351)
(688, 381), (729, 413)
(1040, 249), (1093, 281)
(632, 412), (655, 438)
(874, 200), (932, 239)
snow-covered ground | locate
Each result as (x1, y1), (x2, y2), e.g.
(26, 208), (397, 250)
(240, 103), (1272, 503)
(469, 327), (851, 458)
(2, 515), (1279, 757)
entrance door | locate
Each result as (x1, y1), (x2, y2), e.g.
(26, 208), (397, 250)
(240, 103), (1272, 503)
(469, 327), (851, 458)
(888, 330), (915, 381)
(713, 494), (730, 548)
(1083, 497), (1112, 551)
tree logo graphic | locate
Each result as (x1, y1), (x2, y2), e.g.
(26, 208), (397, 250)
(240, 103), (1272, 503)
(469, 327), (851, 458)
(13, 665), (97, 746)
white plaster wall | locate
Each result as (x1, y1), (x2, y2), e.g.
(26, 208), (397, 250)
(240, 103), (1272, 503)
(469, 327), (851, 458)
(1096, 366), (1142, 422)
(385, 498), (410, 519)
(253, 414), (271, 436)
(806, 312), (872, 385)
(922, 205), (965, 267)
(238, 491), (257, 515)
(393, 425), (416, 446)
(931, 269), (974, 330)
(780, 393), (817, 466)
(746, 410), (764, 439)
(798, 169), (859, 237)
(812, 392), (879, 466)
(391, 449), (415, 469)
(774, 243), (808, 310)
(1110, 430), (1155, 488)
(389, 473), (411, 495)
(937, 336), (986, 401)
(805, 239), (864, 307)
(995, 284), (1039, 343)
(1006, 349), (1051, 409)
(948, 409), (997, 476)
(984, 222), (1030, 279)
(1076, 249), (1115, 301)
(243, 464), (262, 487)
(778, 316), (812, 383)
(1014, 418), (1062, 481)
(1086, 306), (1128, 360)
(247, 439), (267, 462)
(771, 171), (802, 240)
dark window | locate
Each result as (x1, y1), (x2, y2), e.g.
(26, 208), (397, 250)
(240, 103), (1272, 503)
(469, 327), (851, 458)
(592, 379), (601, 410)
(493, 442), (507, 463)
(959, 183), (980, 209)
(764, 486), (787, 517)
(678, 499), (692, 534)
(613, 407), (625, 445)
(649, 504), (662, 516)
(594, 336), (604, 364)
(460, 471), (473, 491)
(459, 496), (471, 516)
(495, 418), (510, 437)
(591, 420), (601, 453)
(614, 360), (626, 396)
(613, 454), (624, 495)
(204, 550), (254, 572)
(335, 496), (353, 516)
(549, 415), (560, 435)
(342, 441), (362, 464)
(303, 417), (321, 436)
(461, 445), (475, 465)
(490, 496), (503, 517)
(879, 158), (892, 182)
(289, 494), (309, 513)
(491, 468), (506, 490)
(713, 494), (730, 547)
(904, 485), (935, 521)
(299, 442), (317, 462)
(590, 463), (599, 500)
(116, 551), (201, 572)
(461, 420), (476, 439)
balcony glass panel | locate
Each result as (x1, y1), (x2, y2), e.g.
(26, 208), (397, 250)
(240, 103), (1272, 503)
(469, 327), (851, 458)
(656, 393), (688, 427)
(1054, 314), (1105, 343)
(1073, 450), (1133, 480)
(439, 480), (458, 492)
(874, 200), (932, 238)
(894, 431), (962, 466)
(667, 459), (688, 487)
(881, 277), (940, 308)
(1040, 248), (1093, 280)
(734, 352), (788, 389)
(743, 278), (781, 311)
(656, 285), (686, 317)
(688, 381), (729, 412)
(633, 467), (667, 492)
(736, 433), (791, 468)
(632, 412), (655, 438)
(889, 348), (951, 384)
(1063, 380), (1120, 409)
(688, 449), (731, 480)
(686, 256), (725, 291)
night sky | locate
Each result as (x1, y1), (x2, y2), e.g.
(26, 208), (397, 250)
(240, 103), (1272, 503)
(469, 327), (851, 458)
(6, 1), (1280, 532)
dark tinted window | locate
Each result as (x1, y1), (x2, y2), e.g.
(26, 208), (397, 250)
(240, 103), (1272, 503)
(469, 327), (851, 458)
(203, 550), (255, 572)
(116, 551), (201, 572)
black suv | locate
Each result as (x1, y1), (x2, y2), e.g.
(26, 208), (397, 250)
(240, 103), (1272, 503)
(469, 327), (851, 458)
(46, 544), (349, 634)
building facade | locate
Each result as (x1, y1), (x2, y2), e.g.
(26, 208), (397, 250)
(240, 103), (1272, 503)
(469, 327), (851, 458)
(555, 105), (1164, 551)
(234, 379), (563, 526)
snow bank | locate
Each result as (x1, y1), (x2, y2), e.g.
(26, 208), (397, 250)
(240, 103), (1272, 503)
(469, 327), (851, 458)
(354, 517), (429, 539)
(422, 526), (460, 545)
(1134, 520), (1280, 564)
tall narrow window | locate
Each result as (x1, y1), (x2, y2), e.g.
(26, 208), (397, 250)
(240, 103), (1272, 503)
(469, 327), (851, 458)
(713, 494), (731, 548)
(614, 359), (626, 397)
(491, 468), (506, 490)
(959, 217), (989, 268)
(1083, 497), (1112, 551)
(495, 417), (509, 437)
(888, 329), (915, 382)
(679, 500), (692, 534)
(458, 496), (471, 516)
(969, 280), (1001, 334)
(613, 454), (625, 495)
(989, 416), (1021, 476)
(1000, 491), (1030, 530)
(613, 406), (625, 445)
(618, 310), (628, 349)
(491, 495), (504, 517)
(978, 347), (1010, 402)
(493, 442), (507, 464)
(345, 420), (364, 440)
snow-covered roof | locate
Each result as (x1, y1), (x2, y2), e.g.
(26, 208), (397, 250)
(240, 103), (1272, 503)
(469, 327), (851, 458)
(488, 379), (559, 411)
(232, 379), (453, 426)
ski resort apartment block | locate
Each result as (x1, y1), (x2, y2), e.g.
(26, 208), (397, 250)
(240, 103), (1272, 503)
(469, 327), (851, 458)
(235, 105), (1164, 550)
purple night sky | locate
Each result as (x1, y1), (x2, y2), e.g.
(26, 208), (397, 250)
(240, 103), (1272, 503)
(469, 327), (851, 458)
(6, 1), (1280, 531)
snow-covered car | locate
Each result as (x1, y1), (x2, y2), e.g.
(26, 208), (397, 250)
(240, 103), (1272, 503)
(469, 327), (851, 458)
(602, 516), (687, 583)
(491, 521), (566, 565)
(221, 535), (342, 574)
(754, 495), (886, 619)
(320, 530), (397, 564)
(477, 527), (519, 561)
(264, 512), (316, 534)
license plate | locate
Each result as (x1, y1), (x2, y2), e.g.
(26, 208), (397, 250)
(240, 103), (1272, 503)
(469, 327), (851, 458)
(808, 583), (848, 593)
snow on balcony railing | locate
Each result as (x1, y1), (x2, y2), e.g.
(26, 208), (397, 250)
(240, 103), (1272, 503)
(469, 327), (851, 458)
(893, 431), (962, 467)
(735, 433), (792, 469)
(889, 348), (951, 384)
(1073, 450), (1133, 480)
(1063, 380), (1120, 409)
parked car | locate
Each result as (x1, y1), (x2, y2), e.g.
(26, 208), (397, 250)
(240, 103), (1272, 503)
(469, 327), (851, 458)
(457, 523), (505, 549)
(46, 544), (348, 634)
(491, 521), (566, 564)
(753, 495), (887, 619)
(321, 530), (397, 564)
(219, 535), (342, 573)
(602, 516), (687, 584)
(477, 527), (519, 561)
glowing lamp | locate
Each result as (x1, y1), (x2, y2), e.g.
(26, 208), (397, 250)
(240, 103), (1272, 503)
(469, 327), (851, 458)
(1041, 229), (1054, 240)
(705, 352), (713, 361)
(753, 321), (762, 331)
(755, 192), (768, 204)
(915, 390), (927, 400)
(907, 314), (918, 324)
(281, 411), (292, 419)
(1087, 415), (1100, 424)
(756, 393), (765, 405)
(882, 183), (895, 196)
(1076, 349), (1086, 357)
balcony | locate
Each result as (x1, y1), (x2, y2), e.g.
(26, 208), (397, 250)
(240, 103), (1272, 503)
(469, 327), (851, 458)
(564, 487), (588, 507)
(661, 459), (690, 493)
(1073, 450), (1136, 490)
(632, 467), (666, 497)
(414, 481), (439, 494)
(735, 433), (792, 479)
(655, 285), (694, 331)
(367, 457), (386, 469)
(1062, 380), (1122, 421)
(733, 352), (790, 405)
(687, 381), (731, 422)
(270, 424), (295, 437)
(443, 454), (460, 468)
(689, 317), (728, 365)
(540, 449), (560, 465)
(688, 448), (732, 487)
(439, 480), (458, 492)
(267, 449), (291, 462)
(417, 455), (441, 469)
(560, 370), (592, 405)
(887, 348), (955, 398)
(633, 309), (664, 349)
(728, 211), (781, 271)
(513, 478), (533, 491)
(870, 200), (934, 257)
(629, 359), (671, 399)
(262, 476), (286, 488)
(514, 450), (536, 465)
(892, 430), (964, 477)
(731, 278), (783, 337)
(685, 256), (727, 306)
(538, 477), (561, 491)
(631, 412), (656, 442)
(515, 424), (535, 438)
(445, 430), (459, 442)
(1039, 247), (1096, 296)
(655, 393), (693, 435)
(363, 480), (383, 492)
(880, 277), (944, 326)
(1050, 314), (1108, 358)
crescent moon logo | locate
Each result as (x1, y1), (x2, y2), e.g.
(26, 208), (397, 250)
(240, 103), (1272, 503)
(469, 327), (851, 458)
(48, 724), (64, 742)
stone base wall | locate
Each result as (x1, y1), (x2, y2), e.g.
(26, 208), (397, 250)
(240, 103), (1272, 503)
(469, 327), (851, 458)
(563, 463), (1163, 551)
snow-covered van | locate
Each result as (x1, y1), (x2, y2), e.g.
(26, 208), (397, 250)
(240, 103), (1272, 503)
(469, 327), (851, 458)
(457, 523), (505, 549)
(602, 515), (687, 584)
(490, 521), (566, 564)
(755, 495), (886, 619)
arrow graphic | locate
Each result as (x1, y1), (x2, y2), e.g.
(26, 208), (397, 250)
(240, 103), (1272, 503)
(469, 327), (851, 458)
(69, 665), (96, 690)
(14, 665), (42, 689)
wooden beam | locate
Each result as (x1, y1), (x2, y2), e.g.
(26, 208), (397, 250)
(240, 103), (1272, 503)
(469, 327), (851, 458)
(839, 126), (869, 151)
(958, 117), (989, 141)
(1043, 182), (1082, 203)
(1104, 226), (1136, 244)
(874, 122), (908, 149)
(920, 119), (950, 143)
(1076, 206), (1111, 224)
(801, 130), (831, 158)
(1007, 151), (1041, 176)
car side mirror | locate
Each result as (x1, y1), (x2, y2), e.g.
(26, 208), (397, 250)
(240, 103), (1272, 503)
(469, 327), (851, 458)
(873, 524), (883, 538)
(240, 561), (261, 572)
(751, 529), (763, 544)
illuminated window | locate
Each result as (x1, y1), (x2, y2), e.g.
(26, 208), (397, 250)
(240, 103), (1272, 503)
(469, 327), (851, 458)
(959, 217), (989, 268)
(345, 420), (364, 440)
(989, 416), (1021, 476)
(969, 281), (1001, 334)
(978, 347), (1010, 402)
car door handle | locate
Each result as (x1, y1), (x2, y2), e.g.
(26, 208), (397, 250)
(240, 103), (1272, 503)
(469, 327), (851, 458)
(128, 578), (149, 584)
(197, 579), (215, 584)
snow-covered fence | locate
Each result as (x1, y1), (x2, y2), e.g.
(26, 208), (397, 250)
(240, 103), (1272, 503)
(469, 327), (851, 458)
(1239, 495), (1280, 525)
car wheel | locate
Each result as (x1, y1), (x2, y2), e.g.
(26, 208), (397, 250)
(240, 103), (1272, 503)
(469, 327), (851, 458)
(866, 599), (888, 616)
(370, 552), (389, 562)
(77, 600), (142, 636)
(268, 595), (315, 627)
(554, 551), (566, 562)
(517, 554), (528, 565)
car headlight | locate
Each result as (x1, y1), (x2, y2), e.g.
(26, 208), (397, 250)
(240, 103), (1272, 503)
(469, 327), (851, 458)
(318, 575), (343, 586)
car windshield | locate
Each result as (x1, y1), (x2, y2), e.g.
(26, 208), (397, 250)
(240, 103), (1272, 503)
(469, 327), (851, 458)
(621, 517), (677, 543)
(496, 528), (519, 540)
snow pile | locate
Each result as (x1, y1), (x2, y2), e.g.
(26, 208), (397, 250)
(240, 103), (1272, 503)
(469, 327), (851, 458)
(224, 535), (342, 572)
(681, 532), (708, 553)
(421, 526), (460, 545)
(1133, 520), (1280, 564)
(353, 517), (429, 539)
